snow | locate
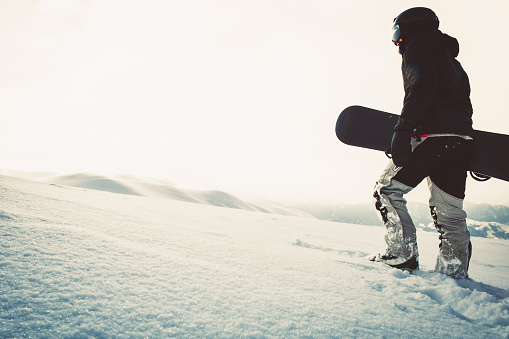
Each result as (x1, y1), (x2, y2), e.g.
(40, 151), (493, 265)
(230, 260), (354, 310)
(37, 172), (314, 218)
(1, 175), (509, 338)
(468, 219), (509, 240)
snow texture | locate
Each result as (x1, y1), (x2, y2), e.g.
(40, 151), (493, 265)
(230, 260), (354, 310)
(1, 175), (509, 338)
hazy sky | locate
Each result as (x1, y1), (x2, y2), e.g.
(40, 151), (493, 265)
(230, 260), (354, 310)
(1, 0), (509, 205)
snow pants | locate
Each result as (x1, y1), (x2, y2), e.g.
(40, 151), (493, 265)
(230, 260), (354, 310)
(373, 136), (473, 278)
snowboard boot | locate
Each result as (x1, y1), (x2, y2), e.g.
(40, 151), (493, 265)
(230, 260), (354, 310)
(370, 253), (419, 272)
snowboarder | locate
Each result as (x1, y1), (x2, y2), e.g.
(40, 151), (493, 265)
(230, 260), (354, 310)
(371, 7), (474, 278)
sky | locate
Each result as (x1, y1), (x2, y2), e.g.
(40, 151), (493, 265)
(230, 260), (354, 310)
(1, 0), (509, 205)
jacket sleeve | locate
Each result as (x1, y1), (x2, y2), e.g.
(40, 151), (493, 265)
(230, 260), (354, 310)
(396, 38), (439, 132)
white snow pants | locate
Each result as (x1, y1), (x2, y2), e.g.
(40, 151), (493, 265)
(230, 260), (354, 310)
(374, 136), (472, 279)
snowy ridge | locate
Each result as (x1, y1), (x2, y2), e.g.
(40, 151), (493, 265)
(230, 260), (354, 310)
(466, 203), (509, 225)
(39, 172), (313, 218)
(1, 175), (509, 337)
(467, 220), (509, 240)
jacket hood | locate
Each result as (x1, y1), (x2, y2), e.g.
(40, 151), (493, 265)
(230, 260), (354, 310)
(399, 31), (460, 57)
(440, 32), (459, 57)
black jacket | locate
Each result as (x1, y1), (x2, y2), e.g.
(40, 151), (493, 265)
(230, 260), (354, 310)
(395, 31), (473, 137)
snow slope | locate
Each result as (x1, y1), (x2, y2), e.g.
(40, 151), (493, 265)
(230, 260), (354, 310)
(39, 173), (313, 218)
(1, 175), (509, 338)
(7, 171), (509, 240)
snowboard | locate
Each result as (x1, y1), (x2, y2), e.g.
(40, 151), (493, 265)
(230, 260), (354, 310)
(335, 105), (509, 182)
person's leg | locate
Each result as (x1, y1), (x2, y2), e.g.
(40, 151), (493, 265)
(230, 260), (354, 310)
(373, 161), (418, 265)
(372, 136), (436, 267)
(427, 138), (473, 278)
(428, 178), (471, 278)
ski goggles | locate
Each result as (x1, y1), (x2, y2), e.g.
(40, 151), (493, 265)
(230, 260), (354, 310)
(392, 24), (402, 45)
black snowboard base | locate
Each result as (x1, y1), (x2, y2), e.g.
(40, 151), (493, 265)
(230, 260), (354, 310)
(336, 105), (509, 182)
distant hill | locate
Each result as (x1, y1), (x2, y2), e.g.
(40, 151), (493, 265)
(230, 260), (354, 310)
(467, 220), (509, 240)
(38, 173), (313, 218)
(465, 203), (509, 225)
(291, 201), (509, 240)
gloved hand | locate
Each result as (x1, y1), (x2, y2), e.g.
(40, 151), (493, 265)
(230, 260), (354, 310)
(390, 130), (413, 167)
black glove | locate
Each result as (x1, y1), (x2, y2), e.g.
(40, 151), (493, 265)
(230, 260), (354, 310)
(390, 130), (413, 167)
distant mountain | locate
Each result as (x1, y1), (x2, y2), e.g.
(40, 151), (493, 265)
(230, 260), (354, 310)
(464, 203), (509, 225)
(291, 201), (509, 240)
(290, 202), (430, 227)
(467, 220), (509, 240)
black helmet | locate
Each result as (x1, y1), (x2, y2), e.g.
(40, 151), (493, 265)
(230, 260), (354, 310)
(392, 7), (439, 43)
